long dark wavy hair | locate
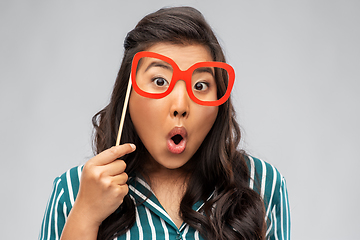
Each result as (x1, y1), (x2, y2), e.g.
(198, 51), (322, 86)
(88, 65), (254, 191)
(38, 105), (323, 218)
(92, 6), (265, 240)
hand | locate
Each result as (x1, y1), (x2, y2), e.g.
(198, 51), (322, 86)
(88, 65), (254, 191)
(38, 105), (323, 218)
(71, 143), (136, 228)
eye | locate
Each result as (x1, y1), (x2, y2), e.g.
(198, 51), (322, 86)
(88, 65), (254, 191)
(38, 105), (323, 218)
(153, 77), (169, 87)
(194, 82), (209, 91)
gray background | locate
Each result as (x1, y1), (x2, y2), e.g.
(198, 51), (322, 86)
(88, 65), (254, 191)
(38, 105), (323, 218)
(1, 1), (359, 239)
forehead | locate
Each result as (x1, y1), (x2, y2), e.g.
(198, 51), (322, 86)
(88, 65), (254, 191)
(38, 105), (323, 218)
(143, 43), (213, 71)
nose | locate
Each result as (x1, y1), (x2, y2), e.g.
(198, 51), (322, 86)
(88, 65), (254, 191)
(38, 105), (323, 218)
(169, 80), (190, 118)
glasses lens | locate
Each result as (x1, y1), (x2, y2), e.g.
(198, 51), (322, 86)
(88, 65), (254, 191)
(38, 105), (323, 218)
(135, 57), (173, 94)
(191, 66), (229, 102)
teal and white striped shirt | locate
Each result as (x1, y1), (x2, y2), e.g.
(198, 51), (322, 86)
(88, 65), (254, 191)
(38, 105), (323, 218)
(39, 156), (290, 240)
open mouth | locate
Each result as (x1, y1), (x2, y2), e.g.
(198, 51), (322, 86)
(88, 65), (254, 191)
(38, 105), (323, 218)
(167, 127), (187, 154)
(171, 134), (183, 145)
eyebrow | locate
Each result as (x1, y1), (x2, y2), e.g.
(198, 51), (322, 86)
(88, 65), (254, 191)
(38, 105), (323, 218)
(193, 67), (215, 76)
(144, 61), (173, 72)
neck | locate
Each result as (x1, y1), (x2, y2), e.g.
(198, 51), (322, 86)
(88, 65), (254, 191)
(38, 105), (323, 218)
(141, 155), (191, 188)
(141, 156), (189, 229)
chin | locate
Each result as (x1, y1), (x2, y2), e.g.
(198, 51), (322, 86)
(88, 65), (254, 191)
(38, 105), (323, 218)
(160, 159), (189, 170)
(154, 153), (192, 170)
(145, 145), (197, 172)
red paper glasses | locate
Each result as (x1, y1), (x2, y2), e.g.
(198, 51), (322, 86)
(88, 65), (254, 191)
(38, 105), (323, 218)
(131, 51), (235, 106)
(115, 51), (235, 145)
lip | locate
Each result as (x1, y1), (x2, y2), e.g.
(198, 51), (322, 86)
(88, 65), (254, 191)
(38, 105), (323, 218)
(167, 126), (187, 154)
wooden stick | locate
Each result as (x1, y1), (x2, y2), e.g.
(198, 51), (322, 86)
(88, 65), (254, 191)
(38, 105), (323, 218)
(115, 77), (132, 146)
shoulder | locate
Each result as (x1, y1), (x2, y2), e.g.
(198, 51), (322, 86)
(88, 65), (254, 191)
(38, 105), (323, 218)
(39, 166), (84, 240)
(245, 155), (288, 207)
(55, 165), (84, 209)
(245, 156), (291, 239)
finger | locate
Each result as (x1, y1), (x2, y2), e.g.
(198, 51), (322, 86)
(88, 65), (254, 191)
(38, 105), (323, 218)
(111, 172), (128, 186)
(104, 160), (127, 176)
(91, 143), (136, 166)
(115, 184), (129, 201)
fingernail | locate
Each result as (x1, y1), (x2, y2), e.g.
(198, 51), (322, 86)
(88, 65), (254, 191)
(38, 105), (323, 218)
(129, 143), (136, 150)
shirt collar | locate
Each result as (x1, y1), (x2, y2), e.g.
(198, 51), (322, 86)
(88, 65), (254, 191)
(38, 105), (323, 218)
(128, 176), (215, 232)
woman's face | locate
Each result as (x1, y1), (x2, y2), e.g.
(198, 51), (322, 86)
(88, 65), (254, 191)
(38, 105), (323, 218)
(129, 43), (218, 170)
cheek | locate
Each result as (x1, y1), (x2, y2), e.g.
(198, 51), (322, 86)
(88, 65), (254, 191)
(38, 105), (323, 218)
(130, 93), (146, 129)
(191, 106), (218, 139)
(129, 92), (166, 138)
(130, 95), (150, 121)
(200, 106), (218, 125)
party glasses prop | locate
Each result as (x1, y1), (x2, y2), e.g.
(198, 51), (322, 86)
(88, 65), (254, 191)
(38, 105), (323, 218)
(115, 51), (235, 146)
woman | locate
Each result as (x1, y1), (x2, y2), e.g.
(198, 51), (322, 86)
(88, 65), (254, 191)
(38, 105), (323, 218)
(39, 6), (290, 240)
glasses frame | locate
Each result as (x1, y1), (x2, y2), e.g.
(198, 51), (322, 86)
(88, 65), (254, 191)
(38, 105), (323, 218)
(131, 51), (235, 107)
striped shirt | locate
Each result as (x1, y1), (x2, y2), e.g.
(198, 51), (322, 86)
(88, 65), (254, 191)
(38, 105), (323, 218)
(39, 156), (290, 240)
